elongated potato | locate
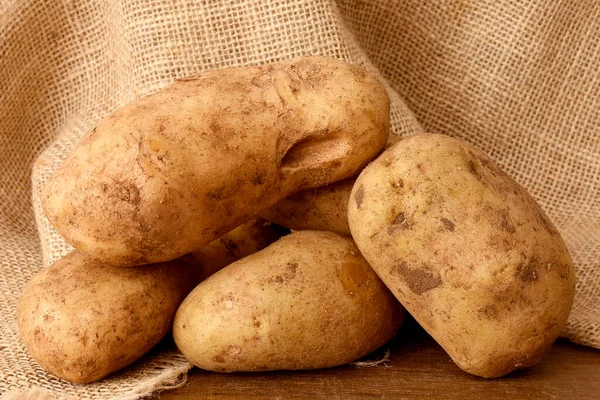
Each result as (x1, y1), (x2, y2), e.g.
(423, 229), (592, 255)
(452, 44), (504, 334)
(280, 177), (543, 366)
(16, 252), (202, 383)
(261, 134), (401, 235)
(190, 217), (288, 275)
(16, 219), (285, 383)
(173, 231), (403, 372)
(348, 133), (576, 378)
(260, 177), (354, 235)
(42, 56), (390, 266)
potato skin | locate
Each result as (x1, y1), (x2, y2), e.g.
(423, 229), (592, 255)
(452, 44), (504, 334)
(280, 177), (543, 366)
(173, 231), (403, 372)
(261, 135), (401, 236)
(190, 217), (288, 275)
(260, 178), (354, 236)
(348, 133), (576, 378)
(42, 56), (390, 266)
(16, 252), (203, 383)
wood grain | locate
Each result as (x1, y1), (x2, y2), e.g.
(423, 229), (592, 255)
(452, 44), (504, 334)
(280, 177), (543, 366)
(156, 318), (600, 399)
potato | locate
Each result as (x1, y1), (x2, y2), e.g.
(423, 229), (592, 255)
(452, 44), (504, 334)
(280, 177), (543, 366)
(260, 177), (354, 236)
(261, 134), (401, 236)
(190, 217), (288, 275)
(16, 252), (202, 383)
(16, 219), (285, 383)
(42, 56), (390, 266)
(173, 231), (403, 372)
(348, 133), (576, 378)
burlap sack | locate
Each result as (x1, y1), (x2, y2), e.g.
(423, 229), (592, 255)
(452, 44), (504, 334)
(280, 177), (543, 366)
(0, 0), (597, 398)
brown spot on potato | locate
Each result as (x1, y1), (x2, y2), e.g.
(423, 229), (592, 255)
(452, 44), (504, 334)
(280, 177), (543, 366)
(267, 275), (283, 284)
(468, 160), (480, 177)
(354, 185), (365, 209)
(487, 234), (511, 252)
(206, 187), (224, 201)
(285, 262), (298, 276)
(478, 304), (499, 319)
(498, 210), (516, 233)
(252, 172), (265, 185)
(516, 259), (539, 283)
(267, 262), (298, 284)
(388, 212), (411, 233)
(115, 182), (141, 206)
(392, 212), (406, 225)
(390, 178), (404, 188)
(213, 355), (225, 363)
(220, 238), (241, 257)
(390, 261), (441, 295)
(440, 217), (455, 232)
(209, 121), (222, 135)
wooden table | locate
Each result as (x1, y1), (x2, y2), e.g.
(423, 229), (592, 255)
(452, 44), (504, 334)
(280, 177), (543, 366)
(157, 318), (600, 399)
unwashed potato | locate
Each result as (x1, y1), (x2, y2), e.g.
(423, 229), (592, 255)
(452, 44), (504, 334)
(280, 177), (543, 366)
(173, 231), (404, 372)
(17, 219), (285, 383)
(260, 177), (354, 236)
(191, 217), (289, 276)
(42, 56), (390, 266)
(348, 133), (576, 378)
(261, 134), (401, 236)
(16, 252), (201, 384)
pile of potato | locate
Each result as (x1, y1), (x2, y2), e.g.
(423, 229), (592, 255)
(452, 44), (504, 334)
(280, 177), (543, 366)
(17, 57), (575, 384)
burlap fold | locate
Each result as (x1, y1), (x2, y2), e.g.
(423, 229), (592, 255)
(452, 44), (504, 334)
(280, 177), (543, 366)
(1, 0), (598, 398)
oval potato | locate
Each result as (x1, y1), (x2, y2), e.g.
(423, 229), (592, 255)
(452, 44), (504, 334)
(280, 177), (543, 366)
(190, 217), (288, 276)
(16, 252), (202, 383)
(42, 56), (390, 266)
(260, 177), (354, 236)
(173, 231), (403, 372)
(262, 134), (401, 236)
(348, 133), (576, 378)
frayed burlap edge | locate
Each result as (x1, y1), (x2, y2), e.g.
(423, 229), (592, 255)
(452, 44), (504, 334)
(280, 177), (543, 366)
(1, 363), (191, 400)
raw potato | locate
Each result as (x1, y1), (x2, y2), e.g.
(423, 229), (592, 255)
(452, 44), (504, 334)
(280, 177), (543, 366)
(190, 217), (288, 275)
(16, 219), (285, 383)
(173, 231), (403, 372)
(42, 56), (390, 266)
(348, 133), (576, 378)
(16, 252), (202, 383)
(262, 134), (401, 236)
(260, 177), (354, 236)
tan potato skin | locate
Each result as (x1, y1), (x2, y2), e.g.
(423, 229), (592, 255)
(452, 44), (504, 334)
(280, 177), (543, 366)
(348, 133), (576, 378)
(190, 217), (288, 276)
(173, 231), (403, 372)
(16, 219), (284, 384)
(262, 134), (401, 236)
(260, 177), (354, 236)
(42, 56), (390, 266)
(16, 252), (203, 383)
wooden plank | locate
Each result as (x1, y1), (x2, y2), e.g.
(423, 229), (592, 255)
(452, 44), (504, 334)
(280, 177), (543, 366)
(157, 318), (600, 399)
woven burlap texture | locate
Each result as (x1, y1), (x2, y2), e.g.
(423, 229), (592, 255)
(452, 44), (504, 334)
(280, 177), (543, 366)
(0, 0), (597, 398)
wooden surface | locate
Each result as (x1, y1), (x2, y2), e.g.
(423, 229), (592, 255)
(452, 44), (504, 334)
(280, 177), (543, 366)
(157, 318), (600, 399)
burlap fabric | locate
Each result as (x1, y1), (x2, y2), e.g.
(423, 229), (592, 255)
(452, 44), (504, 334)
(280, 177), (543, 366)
(0, 0), (597, 398)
